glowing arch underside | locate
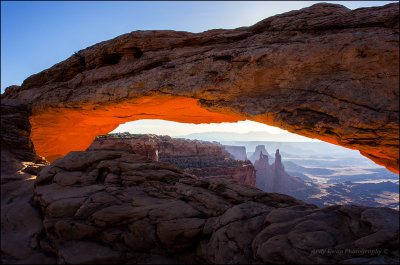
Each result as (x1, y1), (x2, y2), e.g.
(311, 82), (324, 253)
(30, 95), (246, 162)
(4, 3), (398, 173)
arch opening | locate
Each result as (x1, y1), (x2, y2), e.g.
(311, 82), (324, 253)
(29, 94), (398, 176)
(91, 118), (399, 209)
(29, 95), (246, 162)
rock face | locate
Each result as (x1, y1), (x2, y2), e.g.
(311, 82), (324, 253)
(1, 103), (54, 264)
(254, 148), (310, 196)
(88, 134), (256, 186)
(224, 145), (247, 160)
(249, 145), (270, 164)
(32, 149), (399, 264)
(1, 3), (398, 173)
(0, 103), (46, 180)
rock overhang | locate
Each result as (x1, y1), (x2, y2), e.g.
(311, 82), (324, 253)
(1, 2), (398, 173)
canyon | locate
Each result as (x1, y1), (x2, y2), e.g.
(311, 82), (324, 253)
(245, 144), (399, 209)
(88, 133), (256, 186)
(1, 2), (399, 264)
(1, 2), (399, 173)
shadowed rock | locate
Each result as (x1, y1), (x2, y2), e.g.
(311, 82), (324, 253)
(32, 149), (399, 264)
(1, 3), (398, 173)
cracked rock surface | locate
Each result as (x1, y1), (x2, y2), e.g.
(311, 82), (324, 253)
(1, 3), (398, 173)
(33, 149), (399, 264)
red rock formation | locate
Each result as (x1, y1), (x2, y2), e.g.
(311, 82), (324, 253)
(31, 148), (400, 264)
(88, 134), (159, 161)
(254, 152), (270, 170)
(0, 103), (46, 180)
(188, 165), (256, 187)
(273, 149), (284, 171)
(254, 148), (307, 195)
(1, 3), (398, 173)
(87, 134), (256, 186)
(1, 103), (53, 264)
(249, 145), (270, 164)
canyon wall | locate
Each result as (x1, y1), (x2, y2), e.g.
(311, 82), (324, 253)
(0, 104), (46, 179)
(1, 103), (53, 264)
(88, 134), (256, 186)
(1, 3), (398, 173)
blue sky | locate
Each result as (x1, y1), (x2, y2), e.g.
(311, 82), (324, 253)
(1, 1), (396, 92)
(1, 1), (396, 139)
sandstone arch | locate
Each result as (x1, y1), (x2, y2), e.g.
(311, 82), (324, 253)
(2, 3), (399, 173)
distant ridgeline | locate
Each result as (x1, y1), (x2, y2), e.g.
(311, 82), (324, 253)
(96, 132), (152, 139)
(96, 132), (219, 146)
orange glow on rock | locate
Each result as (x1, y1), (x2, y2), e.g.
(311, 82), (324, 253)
(29, 95), (399, 174)
(30, 95), (246, 162)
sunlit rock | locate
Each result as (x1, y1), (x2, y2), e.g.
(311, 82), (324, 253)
(2, 3), (398, 172)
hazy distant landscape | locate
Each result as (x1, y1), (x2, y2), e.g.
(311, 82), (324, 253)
(178, 130), (320, 142)
(177, 131), (399, 209)
(2, 1), (399, 264)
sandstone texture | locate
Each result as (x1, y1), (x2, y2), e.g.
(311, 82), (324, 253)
(1, 103), (46, 181)
(32, 149), (399, 264)
(88, 134), (256, 186)
(1, 103), (54, 264)
(1, 3), (398, 173)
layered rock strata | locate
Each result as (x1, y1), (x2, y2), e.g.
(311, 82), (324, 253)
(88, 134), (256, 186)
(1, 3), (398, 172)
(32, 149), (399, 264)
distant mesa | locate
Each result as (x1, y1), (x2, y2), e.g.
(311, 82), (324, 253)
(223, 145), (247, 161)
(89, 133), (256, 186)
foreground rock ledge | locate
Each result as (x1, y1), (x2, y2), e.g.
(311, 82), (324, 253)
(1, 3), (399, 173)
(33, 149), (399, 264)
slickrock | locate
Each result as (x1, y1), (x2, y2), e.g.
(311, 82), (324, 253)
(32, 149), (399, 264)
(1, 3), (398, 172)
(88, 134), (256, 186)
(1, 176), (55, 264)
